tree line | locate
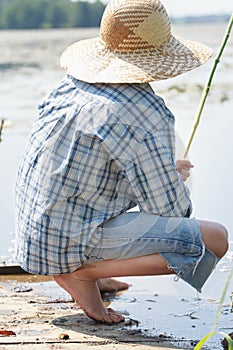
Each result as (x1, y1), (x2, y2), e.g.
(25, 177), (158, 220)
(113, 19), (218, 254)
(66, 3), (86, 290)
(0, 0), (106, 29)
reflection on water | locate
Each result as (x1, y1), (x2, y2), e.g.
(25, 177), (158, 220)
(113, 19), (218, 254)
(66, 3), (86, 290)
(0, 24), (233, 349)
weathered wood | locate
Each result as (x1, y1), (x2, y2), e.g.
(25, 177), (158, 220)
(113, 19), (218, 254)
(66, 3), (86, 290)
(0, 265), (30, 275)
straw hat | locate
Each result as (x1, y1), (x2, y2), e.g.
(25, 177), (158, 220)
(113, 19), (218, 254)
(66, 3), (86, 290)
(60, 0), (212, 83)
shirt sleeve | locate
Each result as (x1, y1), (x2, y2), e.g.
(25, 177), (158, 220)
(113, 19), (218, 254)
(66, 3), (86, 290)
(102, 123), (192, 217)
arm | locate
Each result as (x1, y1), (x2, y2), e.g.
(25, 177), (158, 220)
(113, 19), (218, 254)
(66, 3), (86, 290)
(121, 134), (192, 217)
(99, 120), (192, 217)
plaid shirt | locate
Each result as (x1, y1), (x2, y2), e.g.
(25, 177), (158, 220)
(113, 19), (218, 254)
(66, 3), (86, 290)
(15, 74), (191, 275)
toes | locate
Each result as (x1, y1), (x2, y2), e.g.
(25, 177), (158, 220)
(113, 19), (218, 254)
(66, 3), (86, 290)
(106, 308), (125, 323)
(98, 278), (131, 293)
(117, 281), (131, 291)
(85, 308), (124, 324)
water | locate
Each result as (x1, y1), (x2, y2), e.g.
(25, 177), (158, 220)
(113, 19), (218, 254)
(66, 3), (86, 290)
(0, 25), (233, 348)
(0, 28), (100, 262)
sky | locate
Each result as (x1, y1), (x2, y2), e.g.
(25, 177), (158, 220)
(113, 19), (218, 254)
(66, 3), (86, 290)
(161, 0), (232, 17)
(99, 0), (232, 16)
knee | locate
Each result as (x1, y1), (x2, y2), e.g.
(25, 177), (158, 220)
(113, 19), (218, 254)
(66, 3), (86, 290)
(216, 223), (229, 258)
(199, 221), (229, 259)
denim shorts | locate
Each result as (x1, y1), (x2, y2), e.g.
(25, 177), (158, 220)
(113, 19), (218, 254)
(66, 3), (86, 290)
(87, 211), (219, 293)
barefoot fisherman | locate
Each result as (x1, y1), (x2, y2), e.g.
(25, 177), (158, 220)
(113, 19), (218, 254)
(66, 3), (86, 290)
(15, 0), (228, 324)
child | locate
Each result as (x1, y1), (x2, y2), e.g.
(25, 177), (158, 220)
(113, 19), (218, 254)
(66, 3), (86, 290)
(15, 0), (228, 324)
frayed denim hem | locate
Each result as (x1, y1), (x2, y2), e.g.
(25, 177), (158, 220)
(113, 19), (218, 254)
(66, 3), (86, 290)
(161, 247), (219, 293)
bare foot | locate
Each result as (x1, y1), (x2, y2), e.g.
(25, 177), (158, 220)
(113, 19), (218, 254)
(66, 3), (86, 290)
(97, 278), (131, 293)
(54, 274), (125, 324)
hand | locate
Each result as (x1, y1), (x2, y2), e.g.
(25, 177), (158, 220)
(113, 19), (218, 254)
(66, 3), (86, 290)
(176, 160), (194, 182)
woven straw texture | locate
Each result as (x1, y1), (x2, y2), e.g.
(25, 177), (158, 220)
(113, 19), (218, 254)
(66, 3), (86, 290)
(60, 0), (212, 83)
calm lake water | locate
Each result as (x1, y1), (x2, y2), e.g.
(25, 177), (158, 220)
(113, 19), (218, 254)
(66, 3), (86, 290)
(0, 25), (233, 348)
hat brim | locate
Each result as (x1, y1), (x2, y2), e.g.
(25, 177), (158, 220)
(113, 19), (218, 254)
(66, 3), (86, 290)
(60, 34), (212, 83)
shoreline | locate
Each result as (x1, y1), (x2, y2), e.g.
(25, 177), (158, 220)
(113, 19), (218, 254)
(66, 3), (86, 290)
(0, 274), (187, 350)
(1, 272), (232, 350)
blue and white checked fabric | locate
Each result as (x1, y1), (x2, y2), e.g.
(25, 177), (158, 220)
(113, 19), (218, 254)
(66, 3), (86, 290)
(15, 74), (191, 275)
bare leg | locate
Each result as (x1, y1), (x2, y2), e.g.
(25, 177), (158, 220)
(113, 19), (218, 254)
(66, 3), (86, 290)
(96, 220), (229, 294)
(54, 253), (173, 324)
(54, 219), (228, 324)
(198, 220), (228, 258)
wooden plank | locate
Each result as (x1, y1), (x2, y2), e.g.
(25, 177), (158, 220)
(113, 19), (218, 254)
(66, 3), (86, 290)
(0, 265), (30, 275)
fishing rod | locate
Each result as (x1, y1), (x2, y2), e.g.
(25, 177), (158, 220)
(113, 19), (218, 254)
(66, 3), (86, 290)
(184, 14), (233, 158)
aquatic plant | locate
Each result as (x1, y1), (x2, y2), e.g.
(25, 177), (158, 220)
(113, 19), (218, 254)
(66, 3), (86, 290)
(184, 14), (233, 158)
(0, 119), (5, 142)
(194, 265), (233, 349)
